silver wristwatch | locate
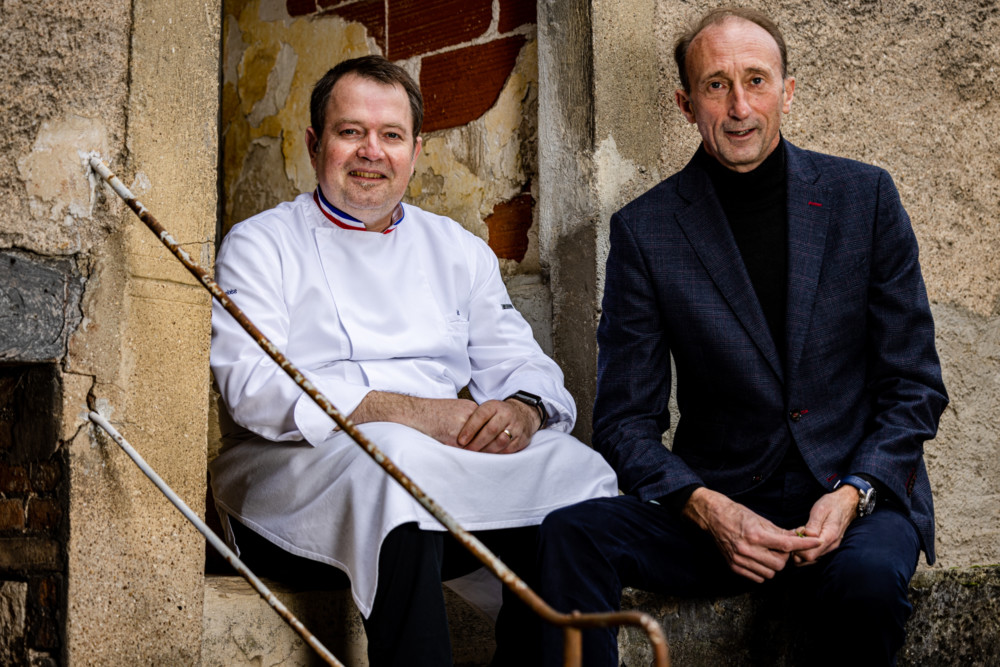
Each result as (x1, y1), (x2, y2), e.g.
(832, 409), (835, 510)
(834, 474), (876, 517)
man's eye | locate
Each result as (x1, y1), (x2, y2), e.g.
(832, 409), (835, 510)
(708, 82), (724, 90)
(385, 132), (402, 140)
(341, 129), (359, 136)
(751, 77), (764, 85)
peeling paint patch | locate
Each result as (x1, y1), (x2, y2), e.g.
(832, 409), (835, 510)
(16, 115), (108, 222)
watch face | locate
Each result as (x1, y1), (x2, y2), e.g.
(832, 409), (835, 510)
(858, 488), (876, 516)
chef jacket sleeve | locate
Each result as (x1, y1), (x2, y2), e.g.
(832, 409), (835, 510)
(462, 237), (577, 432)
(210, 220), (371, 446)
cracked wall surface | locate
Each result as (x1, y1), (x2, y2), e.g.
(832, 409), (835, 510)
(571, 0), (1000, 569)
(221, 1), (544, 330)
(2, 0), (220, 663)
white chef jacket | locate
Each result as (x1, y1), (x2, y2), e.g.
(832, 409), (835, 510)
(209, 192), (618, 617)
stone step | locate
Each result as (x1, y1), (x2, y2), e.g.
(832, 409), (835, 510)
(203, 565), (999, 666)
(201, 575), (495, 666)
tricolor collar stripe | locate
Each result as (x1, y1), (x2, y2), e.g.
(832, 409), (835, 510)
(313, 188), (405, 234)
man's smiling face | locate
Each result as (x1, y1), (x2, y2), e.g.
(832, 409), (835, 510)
(675, 16), (795, 173)
(306, 73), (422, 232)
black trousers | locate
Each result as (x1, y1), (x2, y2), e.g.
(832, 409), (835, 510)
(231, 519), (542, 667)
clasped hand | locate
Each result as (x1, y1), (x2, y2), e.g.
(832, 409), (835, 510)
(684, 486), (857, 583)
(349, 392), (542, 455)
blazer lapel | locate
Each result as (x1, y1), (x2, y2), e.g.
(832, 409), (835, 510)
(675, 166), (784, 382)
(784, 144), (831, 382)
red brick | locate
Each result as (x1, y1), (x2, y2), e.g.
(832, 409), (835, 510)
(387, 0), (491, 60)
(286, 0), (317, 16)
(319, 0), (386, 53)
(498, 0), (536, 33)
(0, 499), (25, 530)
(27, 499), (61, 533)
(0, 464), (31, 494)
(419, 35), (526, 132)
(31, 461), (61, 494)
(485, 193), (533, 261)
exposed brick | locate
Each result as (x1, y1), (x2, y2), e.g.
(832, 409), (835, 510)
(26, 500), (60, 533)
(387, 0), (491, 60)
(0, 464), (31, 495)
(485, 193), (533, 261)
(319, 0), (386, 53)
(420, 35), (526, 133)
(286, 0), (317, 16)
(498, 0), (536, 33)
(0, 539), (60, 571)
(0, 422), (10, 450)
(28, 577), (59, 651)
(30, 462), (61, 495)
(0, 500), (25, 531)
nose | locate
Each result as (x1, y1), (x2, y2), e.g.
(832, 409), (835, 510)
(357, 132), (384, 161)
(729, 84), (751, 120)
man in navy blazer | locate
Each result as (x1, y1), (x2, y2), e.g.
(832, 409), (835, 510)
(539, 7), (948, 665)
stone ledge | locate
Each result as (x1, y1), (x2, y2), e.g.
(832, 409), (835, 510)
(618, 565), (1000, 666)
(203, 566), (999, 666)
(202, 574), (495, 667)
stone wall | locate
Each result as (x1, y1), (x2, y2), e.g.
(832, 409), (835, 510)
(220, 0), (548, 355)
(1, 0), (220, 663)
(541, 0), (1000, 569)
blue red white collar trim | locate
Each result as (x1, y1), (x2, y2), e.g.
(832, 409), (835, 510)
(313, 187), (404, 234)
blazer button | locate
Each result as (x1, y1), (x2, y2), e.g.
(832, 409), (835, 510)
(789, 410), (801, 422)
(752, 474), (763, 483)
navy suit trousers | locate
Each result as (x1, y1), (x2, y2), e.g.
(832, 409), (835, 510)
(538, 467), (920, 666)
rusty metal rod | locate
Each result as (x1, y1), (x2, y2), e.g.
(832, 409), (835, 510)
(88, 155), (669, 667)
(87, 410), (344, 667)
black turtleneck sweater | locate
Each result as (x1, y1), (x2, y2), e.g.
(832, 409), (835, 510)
(657, 141), (790, 513)
(697, 140), (788, 358)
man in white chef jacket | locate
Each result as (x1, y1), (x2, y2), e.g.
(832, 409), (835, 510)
(209, 55), (618, 667)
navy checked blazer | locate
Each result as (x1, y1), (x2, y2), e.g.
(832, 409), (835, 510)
(593, 140), (948, 563)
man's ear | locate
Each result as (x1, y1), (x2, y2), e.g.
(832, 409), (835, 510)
(675, 89), (696, 124)
(305, 127), (319, 156)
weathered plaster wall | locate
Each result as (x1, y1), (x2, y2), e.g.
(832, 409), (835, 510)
(220, 0), (547, 351)
(567, 0), (999, 568)
(2, 0), (219, 662)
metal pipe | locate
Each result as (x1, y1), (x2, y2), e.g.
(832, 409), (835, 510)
(87, 410), (344, 667)
(87, 155), (670, 667)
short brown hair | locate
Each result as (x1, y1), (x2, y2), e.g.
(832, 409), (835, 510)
(310, 55), (424, 140)
(674, 7), (788, 93)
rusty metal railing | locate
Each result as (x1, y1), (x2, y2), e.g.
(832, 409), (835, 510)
(87, 410), (346, 666)
(87, 155), (670, 667)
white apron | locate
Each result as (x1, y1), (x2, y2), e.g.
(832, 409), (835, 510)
(209, 194), (618, 617)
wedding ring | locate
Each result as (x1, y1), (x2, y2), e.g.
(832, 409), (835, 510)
(503, 429), (513, 439)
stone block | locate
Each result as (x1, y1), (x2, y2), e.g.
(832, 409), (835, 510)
(0, 580), (28, 665)
(617, 565), (1000, 666)
(0, 251), (83, 364)
(202, 574), (495, 666)
(420, 36), (527, 133)
(387, 0), (491, 61)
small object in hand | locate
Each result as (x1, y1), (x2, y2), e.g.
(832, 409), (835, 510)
(796, 530), (806, 537)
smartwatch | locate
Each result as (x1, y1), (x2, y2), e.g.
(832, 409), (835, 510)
(834, 474), (877, 518)
(505, 390), (548, 428)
